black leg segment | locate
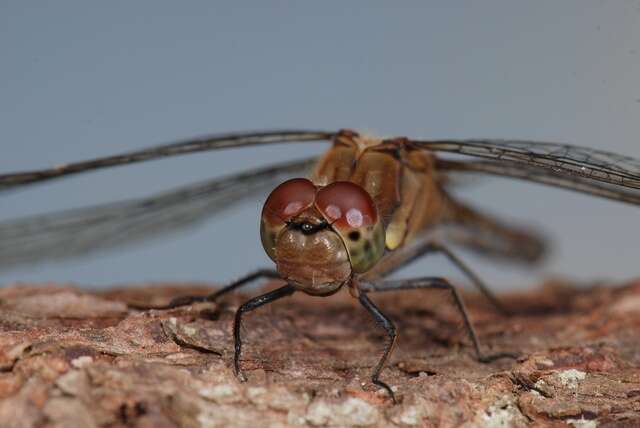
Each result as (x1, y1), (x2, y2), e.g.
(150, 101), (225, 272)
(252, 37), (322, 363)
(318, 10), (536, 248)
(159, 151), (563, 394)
(233, 284), (296, 381)
(359, 276), (517, 363)
(358, 291), (398, 403)
(134, 268), (280, 310)
(428, 243), (510, 315)
(362, 236), (509, 316)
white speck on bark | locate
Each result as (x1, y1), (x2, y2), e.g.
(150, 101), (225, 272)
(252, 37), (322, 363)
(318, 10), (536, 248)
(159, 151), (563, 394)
(306, 397), (379, 427)
(557, 369), (587, 389)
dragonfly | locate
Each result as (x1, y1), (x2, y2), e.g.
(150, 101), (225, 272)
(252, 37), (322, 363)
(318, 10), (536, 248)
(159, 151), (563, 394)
(1, 129), (640, 402)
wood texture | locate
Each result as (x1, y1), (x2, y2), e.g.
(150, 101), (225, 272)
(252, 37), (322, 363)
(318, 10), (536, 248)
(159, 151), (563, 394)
(0, 279), (639, 427)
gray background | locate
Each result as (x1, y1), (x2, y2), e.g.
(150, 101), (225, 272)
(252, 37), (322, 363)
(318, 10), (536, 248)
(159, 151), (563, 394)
(1, 2), (639, 291)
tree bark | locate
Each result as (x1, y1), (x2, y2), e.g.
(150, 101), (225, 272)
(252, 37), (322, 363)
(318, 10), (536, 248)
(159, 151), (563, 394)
(0, 279), (638, 427)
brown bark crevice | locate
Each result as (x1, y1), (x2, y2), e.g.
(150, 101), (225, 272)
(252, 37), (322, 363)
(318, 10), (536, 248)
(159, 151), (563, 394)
(0, 279), (638, 427)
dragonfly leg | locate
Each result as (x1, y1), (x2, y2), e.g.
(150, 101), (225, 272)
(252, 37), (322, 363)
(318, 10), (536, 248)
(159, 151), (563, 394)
(133, 268), (281, 310)
(357, 291), (398, 403)
(363, 236), (509, 315)
(427, 242), (510, 315)
(233, 284), (296, 382)
(359, 277), (517, 363)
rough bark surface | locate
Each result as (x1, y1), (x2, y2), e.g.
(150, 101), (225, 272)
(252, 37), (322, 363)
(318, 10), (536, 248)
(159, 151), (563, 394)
(0, 278), (639, 427)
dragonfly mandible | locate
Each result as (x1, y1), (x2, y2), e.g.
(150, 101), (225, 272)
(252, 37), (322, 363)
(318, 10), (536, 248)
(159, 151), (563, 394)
(2, 129), (640, 402)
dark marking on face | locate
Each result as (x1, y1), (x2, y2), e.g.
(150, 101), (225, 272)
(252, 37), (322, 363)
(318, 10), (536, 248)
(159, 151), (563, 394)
(290, 221), (330, 235)
(364, 241), (372, 253)
(348, 231), (361, 241)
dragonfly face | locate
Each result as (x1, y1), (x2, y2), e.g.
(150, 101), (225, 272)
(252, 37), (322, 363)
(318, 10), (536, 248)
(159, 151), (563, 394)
(260, 178), (385, 295)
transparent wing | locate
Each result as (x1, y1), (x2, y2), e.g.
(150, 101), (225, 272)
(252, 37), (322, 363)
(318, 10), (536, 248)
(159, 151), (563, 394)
(436, 159), (640, 206)
(413, 139), (640, 200)
(0, 157), (315, 272)
(0, 130), (333, 191)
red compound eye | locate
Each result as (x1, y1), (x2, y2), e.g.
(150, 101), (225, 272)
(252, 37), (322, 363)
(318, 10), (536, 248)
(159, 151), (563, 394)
(315, 181), (378, 228)
(262, 178), (317, 223)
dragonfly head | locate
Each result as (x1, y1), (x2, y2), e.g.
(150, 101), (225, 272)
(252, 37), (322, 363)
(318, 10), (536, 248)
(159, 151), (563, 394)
(260, 178), (385, 295)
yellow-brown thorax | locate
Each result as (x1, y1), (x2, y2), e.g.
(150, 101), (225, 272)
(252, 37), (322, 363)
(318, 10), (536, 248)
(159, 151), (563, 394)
(260, 130), (449, 295)
(311, 130), (447, 252)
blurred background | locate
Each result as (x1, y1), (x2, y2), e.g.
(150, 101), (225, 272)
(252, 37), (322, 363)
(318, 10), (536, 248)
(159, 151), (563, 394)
(1, 2), (639, 291)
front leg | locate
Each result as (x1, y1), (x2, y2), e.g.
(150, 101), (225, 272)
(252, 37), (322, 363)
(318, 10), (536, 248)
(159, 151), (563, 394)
(130, 268), (281, 310)
(357, 291), (398, 403)
(233, 284), (296, 381)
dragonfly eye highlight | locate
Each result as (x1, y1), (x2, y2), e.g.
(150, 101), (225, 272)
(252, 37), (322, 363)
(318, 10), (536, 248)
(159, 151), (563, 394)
(260, 178), (317, 261)
(262, 178), (317, 223)
(315, 181), (384, 273)
(315, 181), (378, 228)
